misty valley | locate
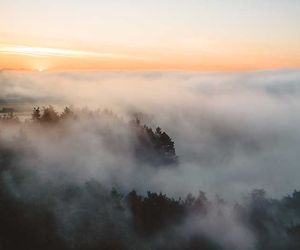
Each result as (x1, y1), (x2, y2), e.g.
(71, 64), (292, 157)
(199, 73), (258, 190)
(1, 70), (300, 250)
(0, 104), (300, 250)
(1, 0), (300, 249)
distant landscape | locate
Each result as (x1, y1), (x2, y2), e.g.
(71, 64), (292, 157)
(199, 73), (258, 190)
(1, 0), (300, 249)
(0, 70), (300, 249)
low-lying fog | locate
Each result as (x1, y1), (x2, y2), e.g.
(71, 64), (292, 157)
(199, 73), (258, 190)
(1, 69), (300, 200)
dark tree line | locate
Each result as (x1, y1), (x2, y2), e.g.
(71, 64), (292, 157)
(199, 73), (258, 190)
(1, 163), (300, 250)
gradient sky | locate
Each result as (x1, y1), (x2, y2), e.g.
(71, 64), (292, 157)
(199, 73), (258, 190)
(0, 0), (300, 71)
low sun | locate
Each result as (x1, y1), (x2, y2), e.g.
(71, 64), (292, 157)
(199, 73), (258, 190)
(34, 66), (47, 72)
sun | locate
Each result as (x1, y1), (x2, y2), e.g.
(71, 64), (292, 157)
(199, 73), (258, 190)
(34, 65), (48, 72)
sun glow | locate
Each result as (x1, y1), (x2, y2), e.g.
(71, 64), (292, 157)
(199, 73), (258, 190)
(0, 1), (300, 71)
(1, 43), (300, 72)
(0, 44), (151, 71)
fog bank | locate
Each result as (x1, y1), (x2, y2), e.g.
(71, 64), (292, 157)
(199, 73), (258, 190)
(1, 69), (300, 199)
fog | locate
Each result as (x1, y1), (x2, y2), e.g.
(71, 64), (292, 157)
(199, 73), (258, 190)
(1, 69), (300, 198)
(1, 69), (300, 249)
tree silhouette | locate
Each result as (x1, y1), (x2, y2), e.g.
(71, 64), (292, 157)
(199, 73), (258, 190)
(40, 106), (60, 124)
(134, 123), (178, 166)
(32, 107), (41, 121)
(60, 106), (75, 120)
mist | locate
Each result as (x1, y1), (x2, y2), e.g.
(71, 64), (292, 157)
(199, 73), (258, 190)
(1, 69), (300, 198)
(1, 69), (300, 249)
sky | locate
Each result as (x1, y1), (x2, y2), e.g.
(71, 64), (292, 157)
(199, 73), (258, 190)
(0, 0), (300, 71)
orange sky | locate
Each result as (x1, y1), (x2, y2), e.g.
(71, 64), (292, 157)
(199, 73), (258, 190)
(1, 43), (299, 72)
(1, 0), (300, 71)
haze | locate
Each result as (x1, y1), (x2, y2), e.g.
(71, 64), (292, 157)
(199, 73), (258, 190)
(1, 69), (300, 199)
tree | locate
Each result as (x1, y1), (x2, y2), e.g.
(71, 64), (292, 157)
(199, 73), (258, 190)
(40, 106), (60, 124)
(60, 106), (75, 120)
(32, 107), (41, 121)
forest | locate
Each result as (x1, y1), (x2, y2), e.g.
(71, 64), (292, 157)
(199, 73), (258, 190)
(0, 106), (300, 250)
